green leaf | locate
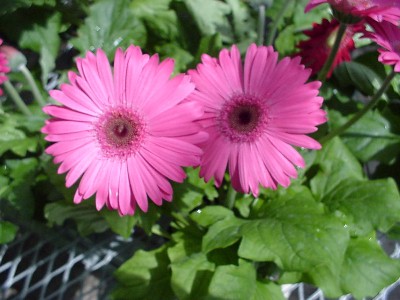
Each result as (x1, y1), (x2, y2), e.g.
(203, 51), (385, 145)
(169, 227), (203, 263)
(113, 245), (175, 300)
(311, 138), (400, 236)
(0, 0), (56, 15)
(101, 210), (137, 238)
(238, 186), (349, 295)
(207, 261), (256, 299)
(170, 253), (214, 300)
(134, 203), (162, 235)
(0, 221), (18, 244)
(18, 11), (62, 84)
(202, 215), (244, 253)
(3, 158), (38, 218)
(44, 201), (109, 236)
(155, 43), (193, 72)
(71, 0), (147, 58)
(330, 110), (400, 164)
(334, 61), (383, 96)
(310, 137), (364, 200)
(322, 178), (400, 236)
(194, 33), (223, 63)
(207, 260), (282, 300)
(252, 281), (285, 300)
(267, 0), (330, 54)
(234, 194), (254, 218)
(274, 24), (297, 56)
(0, 113), (39, 156)
(191, 205), (234, 227)
(130, 0), (179, 40)
(173, 168), (218, 214)
(340, 237), (400, 299)
(183, 0), (232, 42)
(225, 0), (256, 47)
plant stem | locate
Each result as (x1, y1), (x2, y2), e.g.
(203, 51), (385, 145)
(19, 64), (46, 106)
(266, 1), (291, 46)
(317, 22), (347, 82)
(319, 69), (397, 144)
(3, 80), (32, 116)
(257, 4), (266, 46)
(225, 184), (237, 209)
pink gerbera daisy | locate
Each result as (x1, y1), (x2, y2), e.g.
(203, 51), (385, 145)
(296, 18), (360, 78)
(42, 45), (206, 215)
(363, 20), (400, 72)
(305, 0), (400, 25)
(188, 44), (326, 196)
(0, 39), (10, 96)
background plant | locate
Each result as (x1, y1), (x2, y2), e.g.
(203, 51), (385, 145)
(1, 0), (400, 299)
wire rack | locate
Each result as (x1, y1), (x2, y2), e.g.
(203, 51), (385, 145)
(1, 225), (400, 300)
(0, 224), (138, 300)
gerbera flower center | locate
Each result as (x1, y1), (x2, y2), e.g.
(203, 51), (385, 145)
(218, 94), (268, 143)
(228, 104), (261, 133)
(96, 107), (145, 158)
(106, 118), (136, 146)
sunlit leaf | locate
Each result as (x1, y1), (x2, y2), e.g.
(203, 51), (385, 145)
(71, 0), (147, 58)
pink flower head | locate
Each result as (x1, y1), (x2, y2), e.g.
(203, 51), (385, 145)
(296, 18), (359, 78)
(305, 0), (400, 25)
(188, 44), (326, 196)
(42, 45), (206, 215)
(0, 39), (10, 96)
(364, 20), (400, 72)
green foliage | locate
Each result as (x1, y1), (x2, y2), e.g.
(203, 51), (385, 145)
(45, 201), (109, 236)
(340, 237), (400, 299)
(71, 0), (147, 58)
(2, 0), (400, 299)
(0, 0), (56, 15)
(334, 61), (383, 96)
(1, 158), (39, 218)
(268, 0), (330, 55)
(113, 245), (175, 300)
(183, 0), (232, 41)
(19, 12), (61, 84)
(207, 261), (283, 300)
(0, 221), (19, 244)
(330, 109), (400, 163)
(130, 0), (179, 41)
(311, 138), (400, 236)
(0, 118), (38, 157)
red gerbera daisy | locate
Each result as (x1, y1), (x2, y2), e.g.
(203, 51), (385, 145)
(296, 18), (359, 78)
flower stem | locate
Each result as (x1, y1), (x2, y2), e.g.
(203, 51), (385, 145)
(266, 1), (291, 46)
(257, 4), (266, 46)
(317, 22), (347, 82)
(3, 80), (32, 116)
(225, 184), (237, 209)
(319, 69), (397, 144)
(19, 65), (46, 107)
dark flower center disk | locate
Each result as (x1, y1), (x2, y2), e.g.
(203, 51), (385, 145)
(228, 104), (261, 133)
(105, 116), (138, 147)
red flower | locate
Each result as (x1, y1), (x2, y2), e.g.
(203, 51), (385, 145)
(295, 19), (360, 78)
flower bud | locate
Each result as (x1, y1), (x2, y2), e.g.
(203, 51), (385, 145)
(0, 45), (27, 72)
